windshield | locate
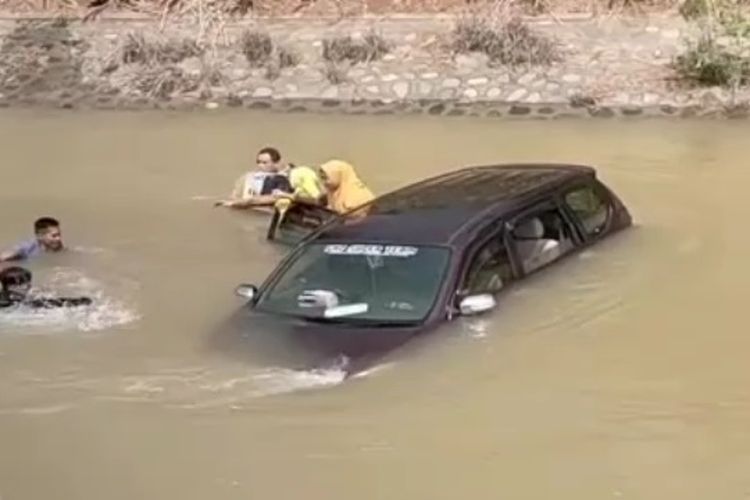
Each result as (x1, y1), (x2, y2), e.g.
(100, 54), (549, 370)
(256, 243), (451, 324)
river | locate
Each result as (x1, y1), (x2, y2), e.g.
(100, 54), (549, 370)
(1, 109), (748, 499)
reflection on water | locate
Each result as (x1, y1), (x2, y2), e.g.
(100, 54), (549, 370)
(1, 110), (749, 500)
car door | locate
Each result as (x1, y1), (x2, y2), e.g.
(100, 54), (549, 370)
(558, 179), (617, 244)
(452, 221), (520, 306)
(505, 197), (582, 277)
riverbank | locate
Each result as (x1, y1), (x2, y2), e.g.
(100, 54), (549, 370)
(1, 13), (749, 118)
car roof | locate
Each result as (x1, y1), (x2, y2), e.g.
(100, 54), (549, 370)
(315, 163), (596, 246)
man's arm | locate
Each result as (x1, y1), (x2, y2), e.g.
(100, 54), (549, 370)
(0, 246), (22, 262)
(221, 195), (278, 209)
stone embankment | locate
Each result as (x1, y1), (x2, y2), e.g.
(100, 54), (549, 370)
(0, 14), (748, 118)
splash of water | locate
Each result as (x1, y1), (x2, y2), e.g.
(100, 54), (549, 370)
(0, 267), (140, 334)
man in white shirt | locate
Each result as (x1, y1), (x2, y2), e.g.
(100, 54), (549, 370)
(215, 146), (292, 209)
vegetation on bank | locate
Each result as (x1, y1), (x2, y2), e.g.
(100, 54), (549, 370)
(2, 0), (750, 105)
(673, 0), (750, 91)
(0, 0), (723, 19)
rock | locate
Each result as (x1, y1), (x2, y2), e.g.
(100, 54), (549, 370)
(463, 88), (479, 99)
(645, 26), (659, 33)
(205, 102), (219, 110)
(725, 103), (749, 119)
(365, 85), (380, 94)
(442, 78), (461, 88)
(421, 72), (439, 80)
(321, 86), (338, 99)
(611, 92), (630, 105)
(507, 88), (527, 101)
(455, 53), (487, 68)
(393, 81), (409, 99)
(361, 75), (376, 83)
(589, 106), (615, 118)
(562, 74), (582, 83)
(517, 72), (536, 85)
(179, 57), (203, 77)
(467, 77), (489, 86)
(486, 87), (501, 98)
(620, 106), (643, 116)
(545, 82), (561, 92)
(252, 87), (273, 98)
(509, 105), (531, 115)
(701, 89), (725, 108)
(418, 82), (432, 95)
(428, 103), (446, 115)
(405, 33), (418, 42)
(527, 92), (541, 103)
(495, 74), (511, 84)
(439, 89), (457, 99)
(661, 29), (680, 39)
(569, 94), (596, 107)
(381, 74), (398, 82)
(643, 93), (661, 105)
(383, 54), (397, 62)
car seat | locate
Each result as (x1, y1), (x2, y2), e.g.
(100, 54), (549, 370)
(513, 217), (561, 273)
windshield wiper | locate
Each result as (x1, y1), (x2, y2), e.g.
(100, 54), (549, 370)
(298, 316), (416, 328)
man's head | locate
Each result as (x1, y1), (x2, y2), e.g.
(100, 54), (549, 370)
(34, 217), (63, 252)
(256, 147), (282, 173)
(0, 266), (32, 298)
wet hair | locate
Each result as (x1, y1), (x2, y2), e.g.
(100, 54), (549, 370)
(0, 266), (32, 290)
(257, 147), (281, 163)
(34, 217), (60, 234)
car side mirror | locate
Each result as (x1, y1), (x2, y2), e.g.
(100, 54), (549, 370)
(234, 284), (258, 301)
(459, 294), (496, 316)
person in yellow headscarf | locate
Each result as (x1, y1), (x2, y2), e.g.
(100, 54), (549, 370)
(318, 160), (375, 214)
(276, 164), (325, 205)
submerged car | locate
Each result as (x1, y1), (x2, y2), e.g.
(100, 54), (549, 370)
(229, 163), (632, 374)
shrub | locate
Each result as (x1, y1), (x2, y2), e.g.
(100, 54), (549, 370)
(673, 34), (750, 86)
(239, 30), (274, 66)
(323, 62), (348, 84)
(121, 33), (203, 65)
(451, 16), (559, 66)
(322, 32), (390, 64)
(238, 30), (299, 79)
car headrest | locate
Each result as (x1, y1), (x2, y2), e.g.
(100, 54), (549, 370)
(514, 217), (545, 239)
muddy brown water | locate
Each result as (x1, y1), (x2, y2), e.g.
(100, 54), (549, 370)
(1, 109), (749, 500)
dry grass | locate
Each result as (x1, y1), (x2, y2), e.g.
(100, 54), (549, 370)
(451, 8), (560, 65)
(673, 33), (750, 86)
(323, 61), (348, 83)
(322, 32), (390, 64)
(239, 30), (273, 65)
(121, 32), (204, 65)
(238, 29), (300, 79)
(5, 0), (691, 17)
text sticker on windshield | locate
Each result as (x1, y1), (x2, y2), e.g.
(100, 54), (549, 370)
(324, 244), (419, 257)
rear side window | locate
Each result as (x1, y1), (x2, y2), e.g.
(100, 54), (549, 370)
(564, 184), (610, 236)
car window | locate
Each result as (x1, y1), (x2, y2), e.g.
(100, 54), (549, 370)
(461, 236), (513, 295)
(563, 184), (611, 236)
(510, 207), (576, 275)
(256, 243), (451, 324)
